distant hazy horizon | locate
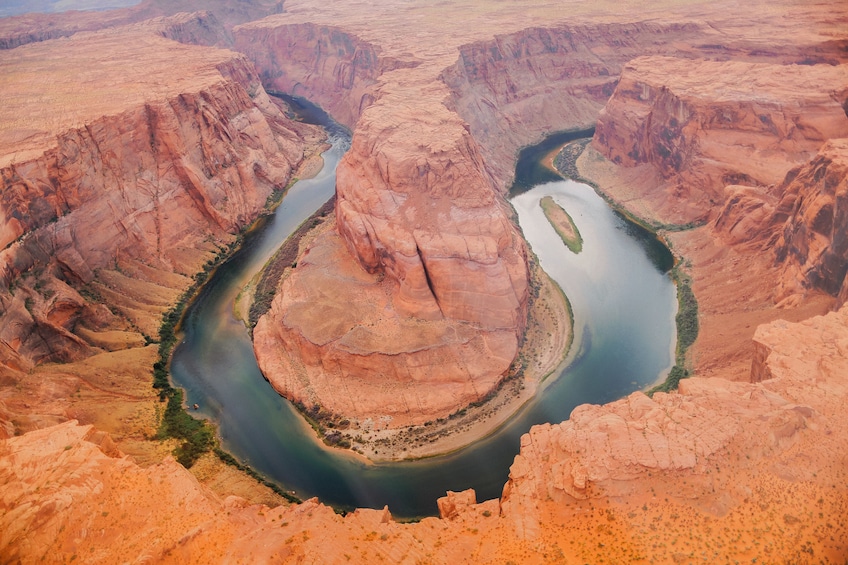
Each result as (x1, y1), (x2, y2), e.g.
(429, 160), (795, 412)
(0, 0), (141, 18)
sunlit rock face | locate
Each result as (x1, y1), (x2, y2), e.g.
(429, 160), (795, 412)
(593, 57), (848, 223)
(0, 31), (314, 369)
(239, 21), (530, 427)
(252, 96), (530, 428)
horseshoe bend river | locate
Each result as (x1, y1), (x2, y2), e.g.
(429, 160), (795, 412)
(170, 104), (677, 518)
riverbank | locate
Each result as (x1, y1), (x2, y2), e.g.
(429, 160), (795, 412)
(242, 215), (574, 461)
(351, 256), (574, 461)
(551, 137), (697, 393)
(233, 147), (328, 326)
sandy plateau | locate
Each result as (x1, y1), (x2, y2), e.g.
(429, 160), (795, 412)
(1, 0), (848, 563)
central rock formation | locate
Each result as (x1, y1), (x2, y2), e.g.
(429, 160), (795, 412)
(252, 57), (530, 427)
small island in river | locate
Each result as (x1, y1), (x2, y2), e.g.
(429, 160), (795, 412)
(540, 195), (583, 254)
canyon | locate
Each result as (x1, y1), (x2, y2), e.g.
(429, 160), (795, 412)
(2, 0), (848, 562)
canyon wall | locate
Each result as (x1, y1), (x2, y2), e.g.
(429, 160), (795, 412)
(772, 139), (848, 300)
(233, 22), (416, 128)
(2, 1), (848, 562)
(443, 19), (848, 193)
(718, 138), (848, 302)
(0, 31), (318, 371)
(236, 19), (530, 426)
(440, 22), (709, 190)
(593, 56), (848, 223)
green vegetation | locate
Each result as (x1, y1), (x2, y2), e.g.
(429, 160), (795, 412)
(214, 448), (301, 504)
(156, 389), (214, 467)
(151, 240), (242, 467)
(551, 134), (701, 394)
(248, 197), (336, 330)
(648, 265), (699, 396)
(288, 398), (354, 449)
(540, 195), (583, 253)
(147, 220), (307, 501)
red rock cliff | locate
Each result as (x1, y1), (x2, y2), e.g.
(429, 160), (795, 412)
(772, 139), (848, 300)
(236, 17), (530, 427)
(593, 57), (848, 222)
(233, 22), (417, 128)
(441, 22), (711, 190)
(0, 31), (317, 370)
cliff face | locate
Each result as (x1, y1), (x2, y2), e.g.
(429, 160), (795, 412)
(0, 31), (318, 370)
(593, 57), (848, 223)
(253, 102), (529, 426)
(441, 22), (710, 190)
(772, 139), (848, 300)
(713, 138), (848, 304)
(236, 18), (530, 427)
(233, 22), (418, 128)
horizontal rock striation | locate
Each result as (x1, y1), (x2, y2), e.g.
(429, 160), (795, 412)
(714, 138), (848, 303)
(233, 22), (419, 128)
(0, 32), (317, 369)
(593, 56), (848, 222)
(441, 22), (711, 190)
(252, 107), (529, 425)
(772, 139), (848, 300)
(237, 17), (530, 427)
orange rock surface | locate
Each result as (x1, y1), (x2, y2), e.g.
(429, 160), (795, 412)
(594, 56), (848, 223)
(4, 305), (847, 562)
(1, 0), (848, 562)
(0, 28), (319, 370)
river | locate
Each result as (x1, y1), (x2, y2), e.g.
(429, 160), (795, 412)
(170, 101), (676, 518)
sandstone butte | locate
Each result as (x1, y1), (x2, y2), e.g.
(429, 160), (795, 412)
(1, 0), (848, 562)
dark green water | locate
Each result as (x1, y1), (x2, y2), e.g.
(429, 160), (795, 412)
(510, 128), (595, 194)
(170, 118), (676, 518)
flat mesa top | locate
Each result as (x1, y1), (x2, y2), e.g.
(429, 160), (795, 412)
(0, 30), (239, 167)
(625, 56), (848, 103)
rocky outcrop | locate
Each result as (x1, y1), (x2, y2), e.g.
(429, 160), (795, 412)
(772, 139), (848, 300)
(0, 31), (319, 369)
(233, 22), (418, 128)
(501, 304), (848, 541)
(593, 57), (848, 223)
(714, 139), (848, 303)
(253, 105), (530, 426)
(4, 304), (847, 562)
(238, 17), (530, 427)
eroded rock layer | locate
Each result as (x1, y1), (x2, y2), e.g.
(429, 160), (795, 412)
(240, 17), (531, 426)
(4, 305), (847, 562)
(593, 57), (848, 223)
(0, 30), (318, 370)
